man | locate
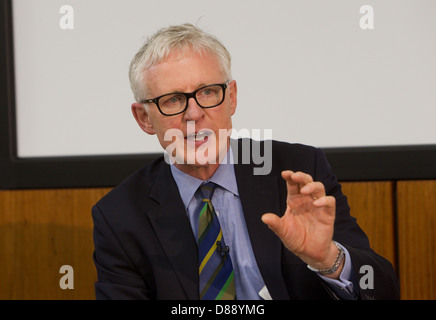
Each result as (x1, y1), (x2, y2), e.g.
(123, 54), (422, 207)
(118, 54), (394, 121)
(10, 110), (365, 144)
(92, 23), (399, 300)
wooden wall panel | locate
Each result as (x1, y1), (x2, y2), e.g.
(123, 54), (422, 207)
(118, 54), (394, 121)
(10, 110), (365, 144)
(3, 180), (434, 300)
(397, 180), (436, 300)
(341, 182), (396, 269)
(0, 188), (111, 300)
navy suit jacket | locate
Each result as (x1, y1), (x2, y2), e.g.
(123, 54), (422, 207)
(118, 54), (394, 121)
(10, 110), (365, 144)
(92, 139), (400, 300)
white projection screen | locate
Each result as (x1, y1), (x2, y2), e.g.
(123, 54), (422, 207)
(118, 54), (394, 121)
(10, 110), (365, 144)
(11, 0), (436, 158)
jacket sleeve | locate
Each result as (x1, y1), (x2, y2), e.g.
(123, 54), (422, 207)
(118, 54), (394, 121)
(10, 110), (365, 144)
(314, 148), (400, 300)
(92, 204), (151, 300)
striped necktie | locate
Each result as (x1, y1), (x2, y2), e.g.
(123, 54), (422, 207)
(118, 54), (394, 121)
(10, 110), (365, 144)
(197, 182), (236, 300)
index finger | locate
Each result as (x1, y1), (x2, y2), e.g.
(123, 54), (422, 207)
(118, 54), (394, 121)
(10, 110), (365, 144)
(289, 171), (314, 187)
(282, 170), (314, 197)
(281, 170), (299, 196)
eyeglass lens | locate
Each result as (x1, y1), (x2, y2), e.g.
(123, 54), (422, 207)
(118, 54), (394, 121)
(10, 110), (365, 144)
(159, 85), (224, 115)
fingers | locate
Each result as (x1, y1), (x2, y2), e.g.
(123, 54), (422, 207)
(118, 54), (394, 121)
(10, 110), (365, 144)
(312, 194), (336, 209)
(281, 170), (300, 196)
(282, 170), (326, 200)
(300, 182), (326, 201)
(282, 170), (313, 186)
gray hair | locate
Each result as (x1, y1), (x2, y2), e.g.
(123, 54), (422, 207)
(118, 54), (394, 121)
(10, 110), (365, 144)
(129, 23), (232, 102)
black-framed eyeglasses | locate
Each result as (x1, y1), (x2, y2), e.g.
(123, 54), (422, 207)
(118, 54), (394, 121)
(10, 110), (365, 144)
(140, 82), (229, 116)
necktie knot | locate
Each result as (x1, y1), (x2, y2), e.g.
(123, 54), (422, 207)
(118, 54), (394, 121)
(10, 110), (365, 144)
(200, 182), (216, 201)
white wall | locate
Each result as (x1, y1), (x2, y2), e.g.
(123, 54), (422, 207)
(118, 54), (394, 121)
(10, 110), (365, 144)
(12, 0), (436, 157)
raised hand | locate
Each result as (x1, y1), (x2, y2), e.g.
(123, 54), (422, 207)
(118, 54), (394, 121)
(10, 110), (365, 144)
(261, 171), (343, 278)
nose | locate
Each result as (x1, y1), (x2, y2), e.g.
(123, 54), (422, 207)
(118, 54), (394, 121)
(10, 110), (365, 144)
(183, 96), (204, 121)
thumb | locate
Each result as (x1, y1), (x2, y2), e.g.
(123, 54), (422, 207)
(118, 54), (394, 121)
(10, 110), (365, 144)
(261, 213), (283, 236)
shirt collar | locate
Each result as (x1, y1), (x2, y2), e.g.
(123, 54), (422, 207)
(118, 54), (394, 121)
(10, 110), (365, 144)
(170, 148), (239, 209)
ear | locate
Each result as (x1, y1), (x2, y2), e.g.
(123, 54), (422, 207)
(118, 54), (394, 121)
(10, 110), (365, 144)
(131, 103), (156, 135)
(228, 80), (237, 116)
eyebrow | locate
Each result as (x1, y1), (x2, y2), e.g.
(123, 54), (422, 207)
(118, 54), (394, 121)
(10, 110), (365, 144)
(160, 82), (213, 95)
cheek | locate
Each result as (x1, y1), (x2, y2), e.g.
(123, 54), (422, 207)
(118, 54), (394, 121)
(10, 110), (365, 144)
(153, 119), (184, 147)
(216, 106), (234, 128)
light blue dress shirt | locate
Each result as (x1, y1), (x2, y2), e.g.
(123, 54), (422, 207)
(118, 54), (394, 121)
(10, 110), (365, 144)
(170, 149), (357, 300)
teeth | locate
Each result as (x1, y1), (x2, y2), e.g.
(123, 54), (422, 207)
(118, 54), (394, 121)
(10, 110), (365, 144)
(195, 131), (208, 141)
(188, 131), (210, 141)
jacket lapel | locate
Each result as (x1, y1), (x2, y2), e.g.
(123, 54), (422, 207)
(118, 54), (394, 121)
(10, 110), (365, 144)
(232, 139), (290, 299)
(146, 162), (199, 299)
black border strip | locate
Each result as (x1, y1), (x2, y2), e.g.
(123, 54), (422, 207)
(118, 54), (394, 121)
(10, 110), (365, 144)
(324, 144), (436, 182)
(2, 1), (436, 190)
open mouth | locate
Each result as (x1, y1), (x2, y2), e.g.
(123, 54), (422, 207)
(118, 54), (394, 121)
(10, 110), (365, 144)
(186, 130), (213, 142)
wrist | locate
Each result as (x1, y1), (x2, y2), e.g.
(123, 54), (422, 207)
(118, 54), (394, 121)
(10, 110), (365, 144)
(307, 242), (345, 276)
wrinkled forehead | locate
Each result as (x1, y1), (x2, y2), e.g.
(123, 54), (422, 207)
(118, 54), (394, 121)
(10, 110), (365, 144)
(142, 48), (225, 96)
(146, 44), (219, 70)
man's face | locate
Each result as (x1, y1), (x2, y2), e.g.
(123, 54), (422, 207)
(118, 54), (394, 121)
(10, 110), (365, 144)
(131, 49), (237, 172)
